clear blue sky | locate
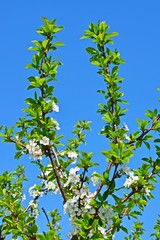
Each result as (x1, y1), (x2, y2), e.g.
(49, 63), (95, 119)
(0, 1), (160, 239)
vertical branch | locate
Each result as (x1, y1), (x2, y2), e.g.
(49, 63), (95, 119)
(48, 150), (67, 203)
(94, 162), (112, 199)
(42, 207), (53, 230)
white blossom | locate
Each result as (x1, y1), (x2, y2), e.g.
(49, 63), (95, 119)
(64, 196), (78, 214)
(123, 122), (129, 131)
(29, 200), (39, 218)
(67, 151), (78, 163)
(67, 226), (79, 239)
(51, 118), (60, 130)
(125, 134), (131, 141)
(88, 230), (93, 238)
(22, 194), (26, 201)
(91, 172), (99, 186)
(26, 139), (42, 160)
(98, 226), (107, 239)
(43, 180), (58, 193)
(29, 184), (43, 198)
(64, 167), (80, 188)
(124, 173), (139, 188)
(29, 200), (38, 208)
(121, 164), (130, 175)
(145, 187), (151, 196)
(52, 102), (59, 112)
(98, 206), (114, 224)
(70, 166), (80, 175)
(67, 151), (78, 159)
(40, 136), (50, 146)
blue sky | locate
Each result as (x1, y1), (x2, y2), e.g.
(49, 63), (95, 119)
(0, 0), (160, 239)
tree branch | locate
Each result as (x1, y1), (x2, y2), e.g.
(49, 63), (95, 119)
(48, 150), (67, 203)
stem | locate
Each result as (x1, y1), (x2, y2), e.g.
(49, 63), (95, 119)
(94, 162), (112, 199)
(48, 150), (67, 202)
(129, 115), (160, 144)
(51, 147), (60, 167)
(122, 189), (136, 203)
(78, 169), (86, 208)
(42, 207), (53, 230)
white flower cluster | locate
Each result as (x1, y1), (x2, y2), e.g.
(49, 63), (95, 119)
(21, 194), (26, 201)
(64, 176), (96, 239)
(43, 180), (58, 194)
(67, 226), (80, 239)
(40, 136), (50, 146)
(29, 200), (39, 218)
(66, 197), (113, 239)
(29, 184), (43, 198)
(98, 226), (107, 239)
(123, 123), (131, 141)
(145, 187), (150, 196)
(88, 226), (112, 239)
(125, 134), (131, 141)
(121, 165), (151, 195)
(52, 102), (59, 112)
(87, 206), (114, 239)
(64, 167), (80, 188)
(98, 206), (114, 225)
(26, 139), (43, 160)
(121, 164), (139, 188)
(91, 172), (99, 186)
(51, 118), (60, 130)
(67, 151), (78, 159)
(67, 151), (78, 164)
(123, 122), (129, 131)
(26, 136), (51, 160)
(65, 188), (95, 239)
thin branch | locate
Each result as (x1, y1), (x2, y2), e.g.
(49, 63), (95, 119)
(48, 150), (67, 203)
(42, 207), (53, 230)
(94, 162), (112, 199)
(122, 189), (136, 203)
(51, 147), (60, 167)
(129, 115), (160, 144)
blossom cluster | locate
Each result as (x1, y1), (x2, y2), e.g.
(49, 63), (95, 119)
(29, 179), (59, 199)
(43, 179), (59, 194)
(91, 172), (99, 186)
(26, 136), (50, 160)
(26, 139), (43, 160)
(52, 102), (59, 112)
(29, 184), (43, 198)
(63, 166), (97, 238)
(98, 206), (114, 225)
(121, 164), (151, 197)
(87, 206), (114, 239)
(64, 167), (80, 188)
(64, 186), (96, 239)
(29, 200), (39, 218)
(67, 151), (78, 160)
(63, 166), (116, 239)
(121, 164), (139, 188)
(51, 118), (60, 130)
(123, 173), (139, 188)
(59, 151), (78, 164)
(65, 192), (114, 239)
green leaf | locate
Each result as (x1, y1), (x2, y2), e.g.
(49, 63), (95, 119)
(91, 61), (100, 66)
(52, 41), (64, 46)
(86, 47), (98, 54)
(120, 225), (128, 234)
(42, 39), (49, 48)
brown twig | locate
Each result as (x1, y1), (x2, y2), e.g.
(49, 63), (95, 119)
(94, 162), (112, 199)
(48, 150), (67, 203)
(42, 207), (53, 229)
